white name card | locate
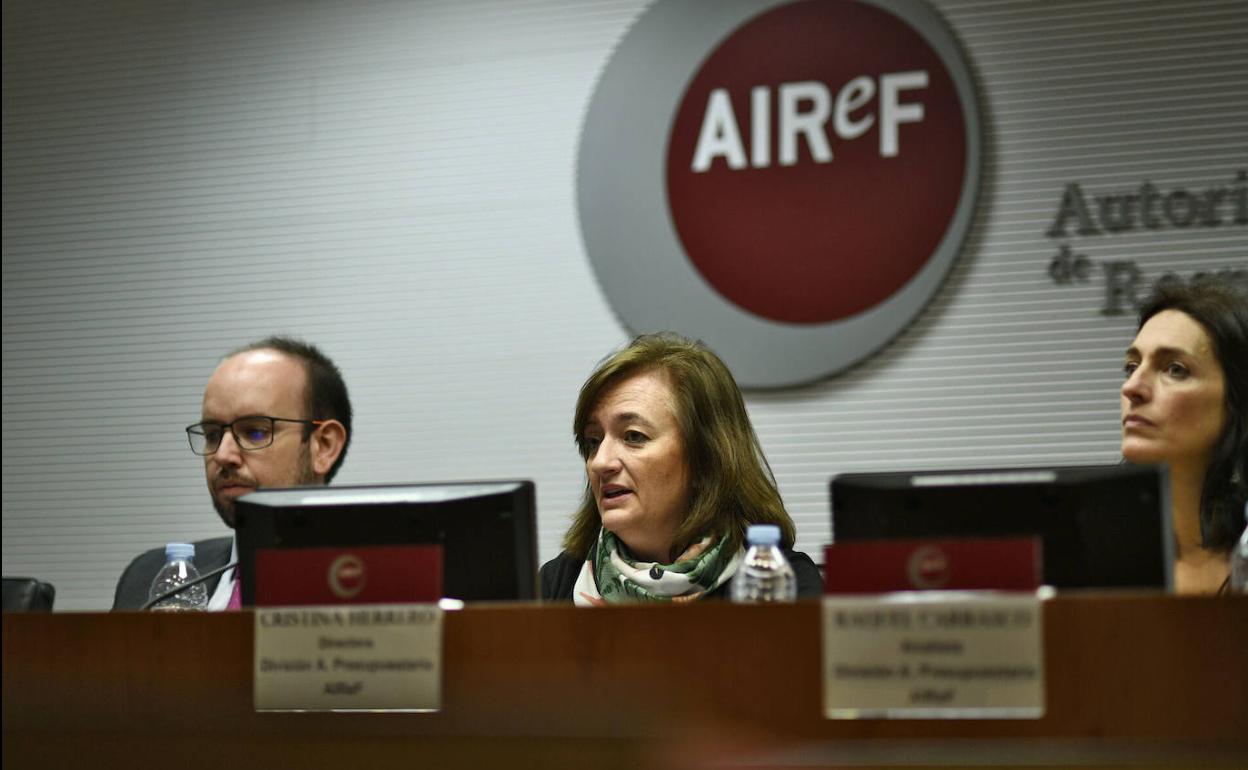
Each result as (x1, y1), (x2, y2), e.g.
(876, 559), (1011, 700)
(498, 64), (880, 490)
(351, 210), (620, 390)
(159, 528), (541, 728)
(822, 593), (1044, 719)
(254, 604), (442, 712)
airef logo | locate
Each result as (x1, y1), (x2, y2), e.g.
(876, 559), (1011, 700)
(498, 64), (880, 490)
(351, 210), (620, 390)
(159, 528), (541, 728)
(578, 0), (981, 386)
(907, 544), (952, 589)
(328, 554), (366, 599)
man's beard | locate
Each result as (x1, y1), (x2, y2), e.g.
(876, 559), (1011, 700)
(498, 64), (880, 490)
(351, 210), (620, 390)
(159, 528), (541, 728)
(212, 443), (318, 527)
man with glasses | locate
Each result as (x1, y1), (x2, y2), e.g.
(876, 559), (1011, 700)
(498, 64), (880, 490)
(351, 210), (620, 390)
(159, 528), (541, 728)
(112, 336), (352, 610)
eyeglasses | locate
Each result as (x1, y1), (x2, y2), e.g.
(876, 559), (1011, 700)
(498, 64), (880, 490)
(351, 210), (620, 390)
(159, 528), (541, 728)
(186, 416), (327, 456)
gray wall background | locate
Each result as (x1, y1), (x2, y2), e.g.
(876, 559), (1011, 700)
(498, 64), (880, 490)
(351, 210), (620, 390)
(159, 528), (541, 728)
(4, 0), (1245, 610)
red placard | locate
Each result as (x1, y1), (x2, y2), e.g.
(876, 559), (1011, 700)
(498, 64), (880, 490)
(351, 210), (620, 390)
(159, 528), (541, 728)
(254, 545), (442, 606)
(823, 538), (1041, 594)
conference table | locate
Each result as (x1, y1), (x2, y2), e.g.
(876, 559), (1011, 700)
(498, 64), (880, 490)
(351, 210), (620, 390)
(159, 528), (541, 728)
(3, 595), (1245, 769)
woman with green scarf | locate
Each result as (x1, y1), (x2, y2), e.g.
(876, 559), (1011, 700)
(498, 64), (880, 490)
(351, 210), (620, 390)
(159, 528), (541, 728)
(540, 332), (822, 603)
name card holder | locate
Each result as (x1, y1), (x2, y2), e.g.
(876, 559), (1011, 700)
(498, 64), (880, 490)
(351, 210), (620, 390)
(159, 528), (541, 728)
(254, 604), (444, 712)
(822, 592), (1046, 719)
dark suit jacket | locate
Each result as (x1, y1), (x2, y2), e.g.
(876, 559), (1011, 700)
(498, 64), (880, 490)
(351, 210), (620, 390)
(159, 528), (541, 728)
(112, 536), (234, 610)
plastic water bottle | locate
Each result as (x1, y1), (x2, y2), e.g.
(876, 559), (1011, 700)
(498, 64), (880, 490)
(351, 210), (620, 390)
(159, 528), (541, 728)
(731, 524), (797, 602)
(1230, 503), (1248, 594)
(148, 543), (209, 612)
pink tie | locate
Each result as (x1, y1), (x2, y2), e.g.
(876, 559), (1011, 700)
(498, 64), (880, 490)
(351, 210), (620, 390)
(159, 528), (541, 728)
(226, 578), (242, 611)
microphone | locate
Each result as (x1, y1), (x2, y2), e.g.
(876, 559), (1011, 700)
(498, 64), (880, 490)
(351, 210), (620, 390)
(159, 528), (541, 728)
(142, 561), (239, 611)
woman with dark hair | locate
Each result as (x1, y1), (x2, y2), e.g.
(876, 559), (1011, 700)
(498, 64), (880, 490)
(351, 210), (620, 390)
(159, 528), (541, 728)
(1121, 275), (1248, 594)
(541, 333), (822, 603)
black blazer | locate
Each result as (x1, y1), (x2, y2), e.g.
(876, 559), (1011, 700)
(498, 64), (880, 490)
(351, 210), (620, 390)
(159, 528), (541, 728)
(112, 536), (233, 610)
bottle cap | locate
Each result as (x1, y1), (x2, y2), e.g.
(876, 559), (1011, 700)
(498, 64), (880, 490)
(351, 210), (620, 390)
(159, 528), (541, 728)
(165, 542), (196, 561)
(746, 524), (781, 546)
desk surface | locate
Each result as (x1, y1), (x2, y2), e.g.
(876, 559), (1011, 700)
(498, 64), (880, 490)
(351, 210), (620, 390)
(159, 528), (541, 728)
(4, 595), (1246, 769)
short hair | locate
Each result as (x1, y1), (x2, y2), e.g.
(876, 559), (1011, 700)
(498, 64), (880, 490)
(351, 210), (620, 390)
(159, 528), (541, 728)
(1137, 275), (1248, 550)
(563, 332), (796, 560)
(232, 336), (353, 483)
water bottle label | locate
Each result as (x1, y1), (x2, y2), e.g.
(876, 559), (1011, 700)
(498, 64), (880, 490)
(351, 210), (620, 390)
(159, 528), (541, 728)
(149, 559), (209, 611)
(730, 546), (798, 603)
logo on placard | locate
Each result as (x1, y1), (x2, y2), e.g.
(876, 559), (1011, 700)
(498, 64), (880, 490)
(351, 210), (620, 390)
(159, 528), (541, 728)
(328, 554), (366, 598)
(906, 545), (951, 589)
(578, 0), (981, 386)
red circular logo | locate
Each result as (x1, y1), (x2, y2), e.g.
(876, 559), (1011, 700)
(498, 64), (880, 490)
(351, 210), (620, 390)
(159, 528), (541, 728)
(907, 545), (952, 589)
(328, 554), (366, 598)
(666, 0), (967, 324)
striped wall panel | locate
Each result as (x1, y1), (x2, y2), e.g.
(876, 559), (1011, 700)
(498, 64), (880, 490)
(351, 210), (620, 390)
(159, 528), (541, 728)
(3, 0), (1245, 608)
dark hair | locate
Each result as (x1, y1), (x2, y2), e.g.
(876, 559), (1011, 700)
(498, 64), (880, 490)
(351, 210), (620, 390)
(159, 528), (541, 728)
(1138, 275), (1248, 550)
(563, 332), (796, 560)
(234, 336), (353, 483)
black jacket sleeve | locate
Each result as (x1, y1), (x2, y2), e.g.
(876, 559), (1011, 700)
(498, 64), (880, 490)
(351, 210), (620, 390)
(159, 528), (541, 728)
(539, 551), (584, 601)
(785, 548), (824, 598)
(112, 546), (167, 610)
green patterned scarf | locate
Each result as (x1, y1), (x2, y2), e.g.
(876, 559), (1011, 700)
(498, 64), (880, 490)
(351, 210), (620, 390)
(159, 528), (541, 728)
(574, 528), (741, 605)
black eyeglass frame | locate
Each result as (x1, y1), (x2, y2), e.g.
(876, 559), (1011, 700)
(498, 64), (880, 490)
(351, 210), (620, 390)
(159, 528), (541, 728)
(185, 416), (328, 456)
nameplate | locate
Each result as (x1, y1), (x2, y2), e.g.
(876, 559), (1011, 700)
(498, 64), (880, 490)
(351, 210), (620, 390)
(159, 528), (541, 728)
(254, 604), (442, 712)
(822, 594), (1045, 719)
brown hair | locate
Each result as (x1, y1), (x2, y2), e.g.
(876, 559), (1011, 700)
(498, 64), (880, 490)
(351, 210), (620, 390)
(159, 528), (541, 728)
(563, 332), (796, 560)
(232, 336), (353, 482)
(1136, 275), (1248, 550)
